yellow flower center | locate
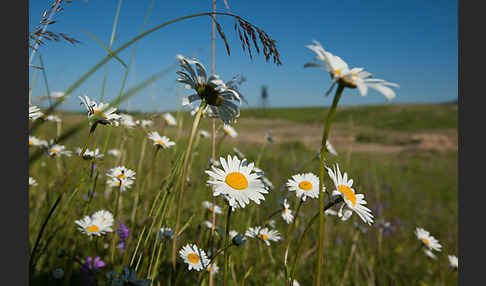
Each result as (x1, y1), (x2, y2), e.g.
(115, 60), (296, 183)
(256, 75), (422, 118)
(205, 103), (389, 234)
(224, 129), (231, 135)
(188, 253), (200, 264)
(338, 185), (357, 207)
(51, 149), (58, 154)
(298, 180), (312, 191)
(283, 208), (287, 214)
(259, 234), (269, 240)
(422, 238), (430, 246)
(93, 110), (108, 119)
(87, 225), (100, 233)
(116, 173), (126, 179)
(155, 140), (167, 148)
(29, 141), (33, 146)
(225, 172), (248, 190)
(116, 181), (122, 187)
(335, 69), (341, 76)
(209, 207), (214, 212)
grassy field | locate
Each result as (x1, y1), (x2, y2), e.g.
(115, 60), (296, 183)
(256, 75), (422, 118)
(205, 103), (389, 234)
(28, 102), (458, 285)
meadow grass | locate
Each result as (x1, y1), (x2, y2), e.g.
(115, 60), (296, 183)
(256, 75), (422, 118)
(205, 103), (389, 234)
(28, 104), (457, 285)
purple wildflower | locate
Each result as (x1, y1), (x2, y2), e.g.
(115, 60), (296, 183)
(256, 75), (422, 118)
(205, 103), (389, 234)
(81, 256), (106, 286)
(117, 221), (130, 250)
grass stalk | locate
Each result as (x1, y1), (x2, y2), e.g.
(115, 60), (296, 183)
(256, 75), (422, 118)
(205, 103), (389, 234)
(171, 100), (208, 269)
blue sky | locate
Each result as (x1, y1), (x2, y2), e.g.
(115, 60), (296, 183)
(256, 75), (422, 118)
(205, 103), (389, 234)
(29, 0), (457, 112)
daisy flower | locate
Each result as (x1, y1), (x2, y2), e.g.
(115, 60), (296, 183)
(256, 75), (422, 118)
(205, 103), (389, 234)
(245, 226), (282, 246)
(91, 210), (114, 225)
(29, 177), (38, 187)
(448, 255), (458, 270)
(162, 113), (177, 126)
(203, 220), (216, 229)
(29, 136), (44, 147)
(325, 208), (353, 221)
(206, 262), (219, 274)
(75, 212), (114, 237)
(326, 164), (374, 225)
(106, 166), (136, 181)
(281, 199), (294, 224)
(286, 172), (322, 201)
(107, 177), (134, 192)
(230, 230), (247, 246)
(305, 40), (399, 100)
(48, 144), (72, 157)
(119, 114), (137, 128)
(205, 155), (268, 209)
(264, 132), (274, 143)
(108, 149), (121, 157)
(179, 244), (209, 271)
(136, 119), (153, 128)
(45, 114), (61, 122)
(222, 125), (238, 138)
(199, 130), (210, 138)
(147, 131), (176, 149)
(79, 95), (121, 126)
(29, 104), (43, 120)
(202, 201), (223, 214)
(176, 55), (242, 124)
(415, 227), (442, 252)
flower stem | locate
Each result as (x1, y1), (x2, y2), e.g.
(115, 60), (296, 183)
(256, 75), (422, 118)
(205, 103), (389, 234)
(290, 197), (343, 286)
(223, 204), (233, 286)
(283, 199), (304, 279)
(316, 84), (344, 286)
(172, 100), (208, 270)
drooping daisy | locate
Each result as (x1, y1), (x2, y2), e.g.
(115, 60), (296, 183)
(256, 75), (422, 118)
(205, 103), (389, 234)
(245, 226), (282, 246)
(79, 95), (121, 126)
(230, 230), (247, 246)
(222, 125), (238, 138)
(281, 199), (294, 224)
(162, 112), (177, 126)
(415, 227), (442, 252)
(75, 212), (114, 237)
(108, 149), (121, 157)
(48, 144), (72, 157)
(202, 201), (223, 214)
(29, 104), (43, 120)
(448, 255), (458, 270)
(199, 130), (210, 138)
(176, 55), (242, 124)
(206, 262), (219, 274)
(76, 147), (104, 160)
(106, 166), (136, 181)
(305, 40), (399, 100)
(147, 131), (176, 149)
(326, 164), (374, 225)
(286, 172), (322, 201)
(29, 177), (38, 187)
(264, 132), (274, 143)
(119, 113), (137, 128)
(179, 244), (210, 271)
(423, 249), (437, 260)
(205, 155), (268, 209)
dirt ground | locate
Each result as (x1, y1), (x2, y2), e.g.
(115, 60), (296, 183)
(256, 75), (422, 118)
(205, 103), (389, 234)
(231, 118), (458, 153)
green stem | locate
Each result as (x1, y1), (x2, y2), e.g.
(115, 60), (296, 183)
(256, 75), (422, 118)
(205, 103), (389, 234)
(223, 205), (233, 286)
(283, 199), (304, 278)
(290, 197), (343, 286)
(171, 100), (207, 270)
(110, 187), (122, 264)
(316, 84), (344, 286)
